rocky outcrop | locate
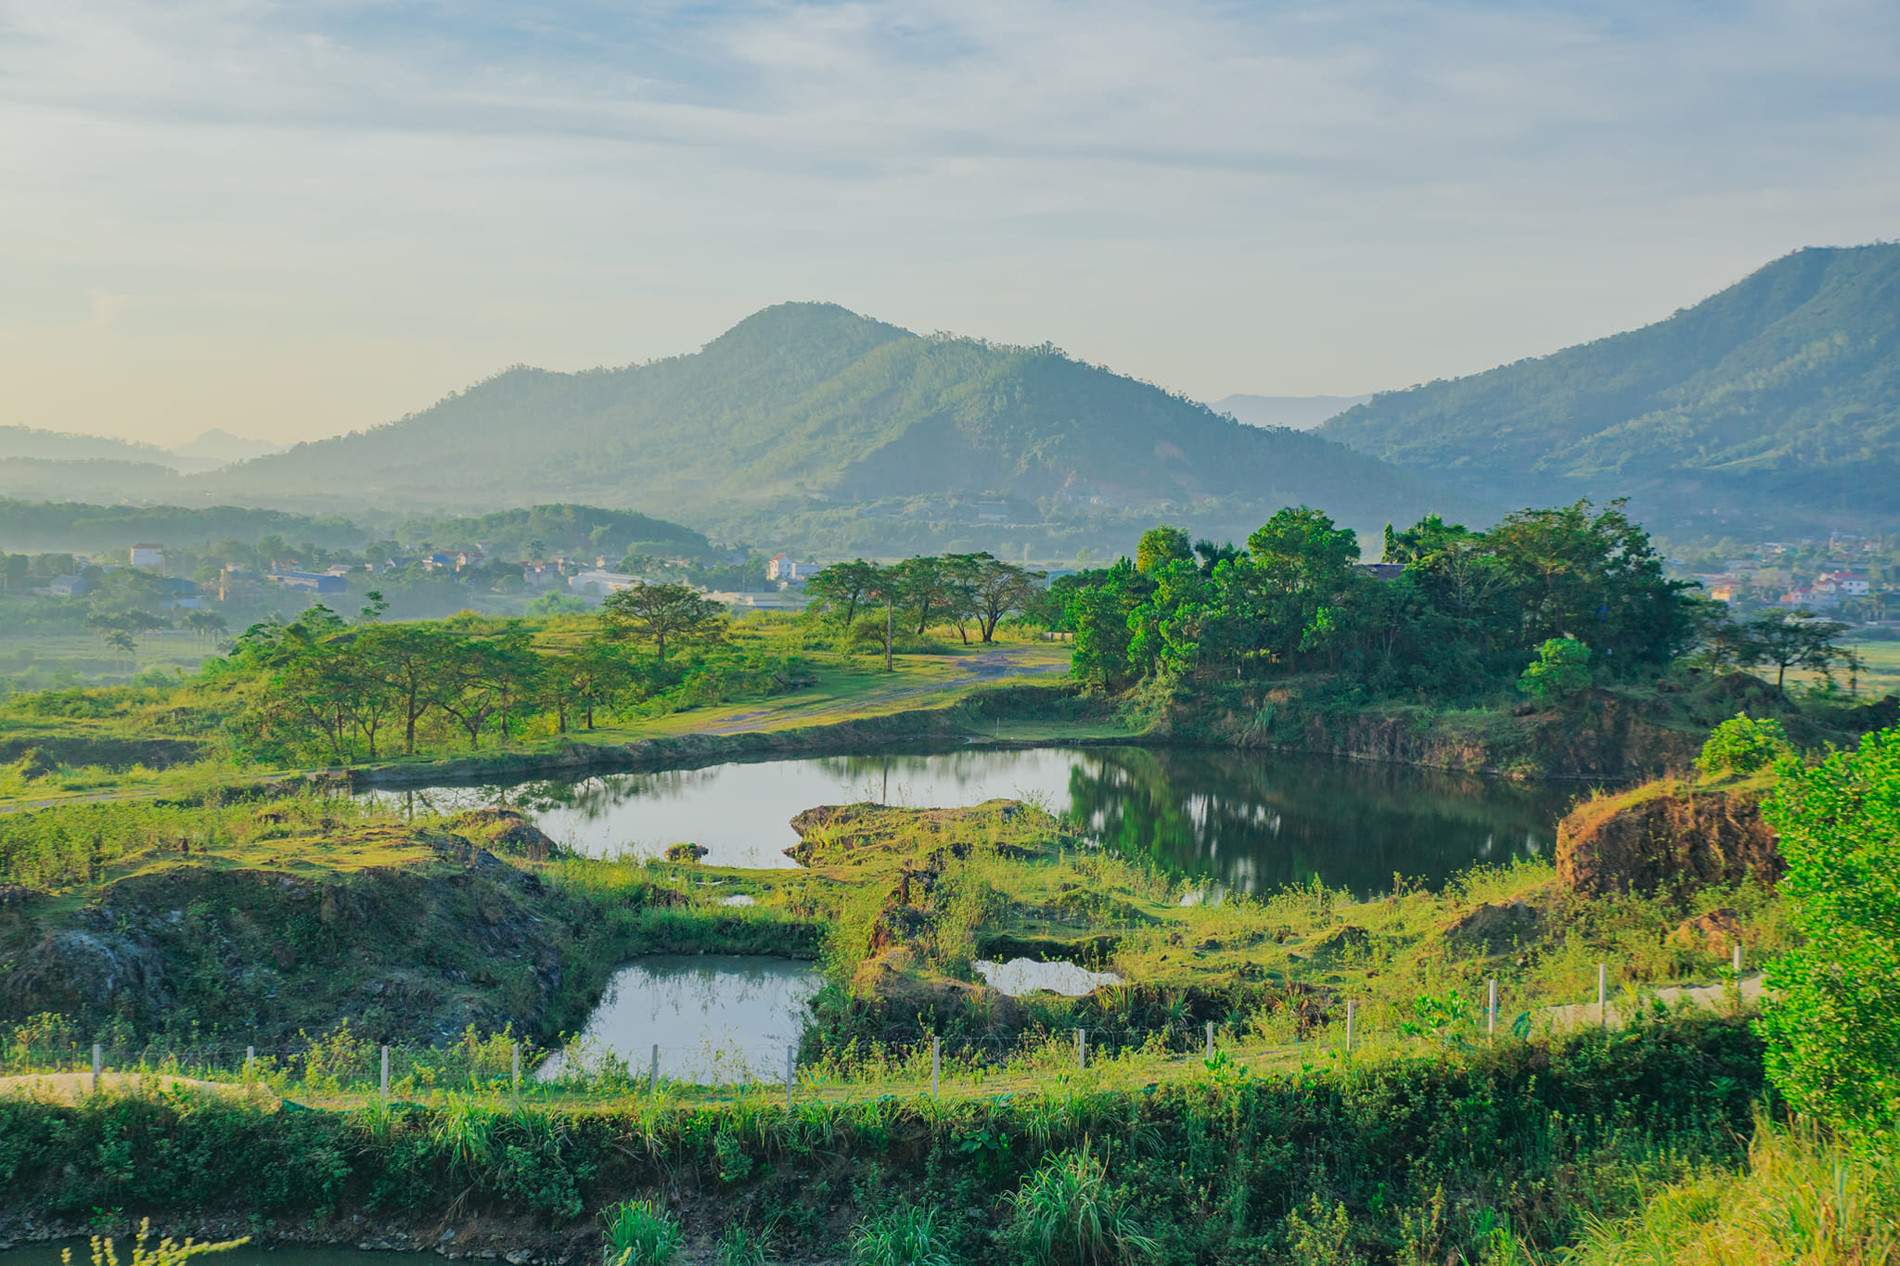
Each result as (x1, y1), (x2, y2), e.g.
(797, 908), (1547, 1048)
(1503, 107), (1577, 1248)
(1555, 784), (1781, 901)
(1441, 901), (1546, 954)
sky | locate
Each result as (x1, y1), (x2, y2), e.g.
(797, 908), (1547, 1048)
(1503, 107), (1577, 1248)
(2, 0), (1897, 448)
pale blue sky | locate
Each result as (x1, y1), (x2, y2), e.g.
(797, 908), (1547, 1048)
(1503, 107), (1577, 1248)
(2, 0), (1896, 444)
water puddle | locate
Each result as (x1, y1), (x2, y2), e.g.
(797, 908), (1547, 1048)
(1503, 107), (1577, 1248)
(975, 957), (1123, 997)
(538, 954), (822, 1084)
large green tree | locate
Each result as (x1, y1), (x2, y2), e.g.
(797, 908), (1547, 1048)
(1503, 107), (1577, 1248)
(602, 583), (727, 660)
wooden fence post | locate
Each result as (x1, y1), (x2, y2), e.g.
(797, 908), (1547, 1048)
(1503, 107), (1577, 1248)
(1345, 1000), (1355, 1053)
(1597, 964), (1608, 1029)
(92, 1043), (102, 1094)
(650, 1044), (660, 1096)
(380, 1045), (390, 1101)
(931, 1037), (941, 1098)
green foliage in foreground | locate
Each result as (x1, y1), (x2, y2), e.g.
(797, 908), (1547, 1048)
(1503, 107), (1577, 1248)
(1758, 727), (1900, 1147)
(1566, 1113), (1900, 1266)
(0, 1017), (1765, 1264)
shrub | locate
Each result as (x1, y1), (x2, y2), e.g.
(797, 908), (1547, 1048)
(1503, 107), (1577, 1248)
(1003, 1139), (1156, 1266)
(1517, 637), (1592, 702)
(850, 1204), (956, 1266)
(602, 1199), (681, 1266)
(715, 1223), (770, 1266)
(1696, 714), (1793, 778)
(1758, 726), (1900, 1146)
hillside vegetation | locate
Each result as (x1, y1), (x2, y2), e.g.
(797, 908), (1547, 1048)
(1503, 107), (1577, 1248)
(195, 303), (1476, 552)
(1321, 244), (1900, 533)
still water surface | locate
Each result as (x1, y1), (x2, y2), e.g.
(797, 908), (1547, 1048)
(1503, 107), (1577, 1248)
(536, 954), (822, 1084)
(365, 744), (1579, 895)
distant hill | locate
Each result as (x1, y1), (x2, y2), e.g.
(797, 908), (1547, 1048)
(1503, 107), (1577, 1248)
(200, 304), (1474, 553)
(0, 426), (175, 466)
(1319, 245), (1900, 533)
(393, 505), (713, 560)
(1213, 394), (1372, 431)
(0, 499), (707, 560)
(0, 499), (366, 554)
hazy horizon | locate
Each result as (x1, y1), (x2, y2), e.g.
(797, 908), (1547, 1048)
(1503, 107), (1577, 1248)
(5, 1), (1898, 448)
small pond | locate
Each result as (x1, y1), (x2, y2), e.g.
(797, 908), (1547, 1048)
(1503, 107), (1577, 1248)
(975, 958), (1124, 996)
(537, 954), (822, 1084)
(363, 744), (1578, 895)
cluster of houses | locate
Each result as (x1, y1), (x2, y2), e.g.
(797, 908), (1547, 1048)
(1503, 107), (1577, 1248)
(1692, 557), (1885, 612)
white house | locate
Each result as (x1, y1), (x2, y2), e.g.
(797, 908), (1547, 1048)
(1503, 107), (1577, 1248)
(130, 543), (164, 569)
(767, 554), (809, 583)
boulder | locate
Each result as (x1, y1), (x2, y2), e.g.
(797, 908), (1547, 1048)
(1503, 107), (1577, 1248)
(1556, 786), (1781, 900)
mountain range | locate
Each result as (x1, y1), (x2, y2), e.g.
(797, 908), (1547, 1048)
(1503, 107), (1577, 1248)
(187, 303), (1471, 554)
(12, 244), (1898, 553)
(1319, 244), (1900, 534)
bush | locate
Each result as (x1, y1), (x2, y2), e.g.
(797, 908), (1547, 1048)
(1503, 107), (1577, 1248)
(1517, 637), (1592, 702)
(1697, 713), (1793, 778)
(851, 1204), (956, 1266)
(1003, 1139), (1156, 1265)
(1758, 726), (1900, 1146)
(602, 1199), (681, 1266)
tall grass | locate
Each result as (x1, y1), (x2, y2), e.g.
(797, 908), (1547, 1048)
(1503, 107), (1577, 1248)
(602, 1199), (681, 1266)
(1003, 1139), (1157, 1265)
(1570, 1114), (1900, 1265)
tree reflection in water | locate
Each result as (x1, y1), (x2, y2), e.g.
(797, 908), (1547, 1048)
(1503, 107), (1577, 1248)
(1062, 747), (1579, 896)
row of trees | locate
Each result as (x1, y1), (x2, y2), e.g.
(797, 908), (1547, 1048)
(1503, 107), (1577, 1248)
(230, 584), (739, 764)
(1054, 501), (1715, 695)
(803, 553), (1047, 668)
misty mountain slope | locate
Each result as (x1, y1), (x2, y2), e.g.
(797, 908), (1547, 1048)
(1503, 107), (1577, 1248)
(204, 302), (1475, 549)
(1319, 244), (1900, 530)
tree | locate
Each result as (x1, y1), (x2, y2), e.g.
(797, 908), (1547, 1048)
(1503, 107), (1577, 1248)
(355, 623), (454, 756)
(1482, 499), (1695, 665)
(890, 555), (953, 635)
(805, 560), (880, 629)
(1726, 608), (1848, 689)
(602, 583), (727, 661)
(968, 554), (1046, 643)
(547, 636), (632, 731)
(864, 564), (902, 671)
(1758, 727), (1900, 1145)
(1136, 525), (1194, 575)
(104, 628), (137, 670)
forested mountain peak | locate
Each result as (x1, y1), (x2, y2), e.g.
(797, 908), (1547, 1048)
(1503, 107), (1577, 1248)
(197, 303), (1473, 554)
(1318, 244), (1900, 533)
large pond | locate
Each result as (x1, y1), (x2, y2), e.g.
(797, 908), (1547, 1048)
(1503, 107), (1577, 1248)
(364, 743), (1579, 895)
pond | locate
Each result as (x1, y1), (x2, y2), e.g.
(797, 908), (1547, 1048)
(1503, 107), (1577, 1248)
(537, 954), (822, 1084)
(363, 744), (1578, 895)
